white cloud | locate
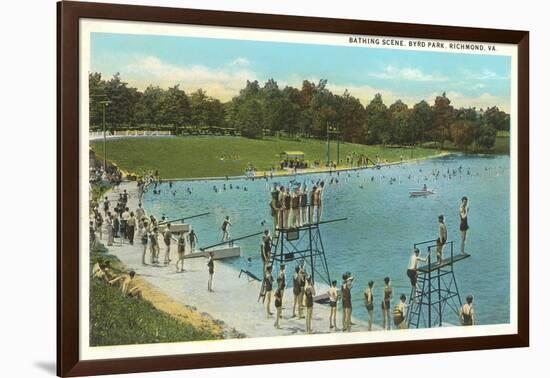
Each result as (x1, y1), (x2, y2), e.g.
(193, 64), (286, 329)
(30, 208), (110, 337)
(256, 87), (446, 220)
(369, 65), (448, 82)
(121, 56), (256, 101)
(229, 57), (250, 67)
(100, 56), (509, 111)
(325, 83), (510, 112)
(460, 68), (509, 81)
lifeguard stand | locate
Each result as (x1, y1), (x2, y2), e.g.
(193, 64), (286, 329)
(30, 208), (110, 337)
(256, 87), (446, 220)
(407, 239), (470, 328)
(269, 217), (346, 286)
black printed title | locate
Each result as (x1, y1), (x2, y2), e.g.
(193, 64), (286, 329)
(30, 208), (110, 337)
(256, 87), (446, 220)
(348, 36), (497, 52)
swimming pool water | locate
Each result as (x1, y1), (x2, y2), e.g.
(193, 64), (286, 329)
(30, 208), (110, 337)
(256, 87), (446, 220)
(144, 154), (510, 326)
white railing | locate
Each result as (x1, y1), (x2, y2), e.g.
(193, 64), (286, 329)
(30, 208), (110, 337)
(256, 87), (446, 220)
(89, 130), (172, 140)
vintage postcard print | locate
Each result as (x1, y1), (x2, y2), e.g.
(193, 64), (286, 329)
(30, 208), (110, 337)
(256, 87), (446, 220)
(79, 18), (519, 361)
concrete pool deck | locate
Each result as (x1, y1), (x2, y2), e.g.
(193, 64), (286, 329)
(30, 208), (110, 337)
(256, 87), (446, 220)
(101, 181), (384, 338)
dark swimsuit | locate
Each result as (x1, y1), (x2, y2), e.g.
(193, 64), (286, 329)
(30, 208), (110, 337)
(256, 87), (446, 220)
(460, 215), (469, 231)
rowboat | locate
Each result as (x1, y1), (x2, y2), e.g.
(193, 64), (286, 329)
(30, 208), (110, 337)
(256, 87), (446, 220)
(409, 189), (435, 197)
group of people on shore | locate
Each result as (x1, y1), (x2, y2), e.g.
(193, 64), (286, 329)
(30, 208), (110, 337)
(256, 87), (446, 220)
(269, 181), (325, 230)
(90, 191), (200, 274)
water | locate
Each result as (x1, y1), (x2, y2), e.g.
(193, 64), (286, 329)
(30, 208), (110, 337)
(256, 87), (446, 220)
(144, 154), (510, 326)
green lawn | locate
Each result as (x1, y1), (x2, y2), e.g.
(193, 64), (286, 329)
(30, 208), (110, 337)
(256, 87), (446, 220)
(91, 136), (441, 179)
(90, 243), (220, 346)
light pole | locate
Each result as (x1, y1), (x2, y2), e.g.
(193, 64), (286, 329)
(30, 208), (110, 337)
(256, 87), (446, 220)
(100, 100), (111, 172)
(326, 122), (330, 166)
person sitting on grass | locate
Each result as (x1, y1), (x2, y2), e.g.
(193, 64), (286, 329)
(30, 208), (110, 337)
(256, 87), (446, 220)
(109, 271), (142, 299)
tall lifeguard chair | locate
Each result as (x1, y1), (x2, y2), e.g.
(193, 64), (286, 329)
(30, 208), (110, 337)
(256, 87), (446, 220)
(407, 239), (470, 328)
(269, 217), (345, 286)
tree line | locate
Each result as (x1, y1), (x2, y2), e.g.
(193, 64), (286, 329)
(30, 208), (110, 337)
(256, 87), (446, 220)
(89, 72), (510, 150)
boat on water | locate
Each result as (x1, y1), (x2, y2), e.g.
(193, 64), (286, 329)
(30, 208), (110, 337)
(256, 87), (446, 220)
(409, 186), (436, 197)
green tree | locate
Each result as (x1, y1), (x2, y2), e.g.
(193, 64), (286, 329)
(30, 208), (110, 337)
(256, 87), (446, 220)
(335, 90), (366, 143)
(388, 100), (410, 145)
(190, 89), (211, 127)
(141, 86), (165, 126)
(89, 72), (107, 128)
(483, 106), (510, 131)
(365, 93), (389, 144)
(433, 92), (454, 147)
(450, 120), (476, 149)
(160, 85), (190, 126)
(475, 123), (497, 150)
(409, 100), (434, 146)
(310, 79), (337, 138)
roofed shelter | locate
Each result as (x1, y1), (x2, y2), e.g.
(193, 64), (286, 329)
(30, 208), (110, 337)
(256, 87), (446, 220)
(281, 151), (305, 160)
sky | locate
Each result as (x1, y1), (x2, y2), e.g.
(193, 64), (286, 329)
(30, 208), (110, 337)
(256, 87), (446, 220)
(91, 32), (512, 112)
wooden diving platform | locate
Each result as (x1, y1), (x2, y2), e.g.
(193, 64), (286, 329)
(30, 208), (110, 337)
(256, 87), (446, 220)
(182, 246), (241, 260)
(418, 253), (470, 273)
(158, 223), (190, 233)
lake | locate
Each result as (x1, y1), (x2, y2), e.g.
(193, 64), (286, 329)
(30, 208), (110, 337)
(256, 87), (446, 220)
(144, 154), (510, 326)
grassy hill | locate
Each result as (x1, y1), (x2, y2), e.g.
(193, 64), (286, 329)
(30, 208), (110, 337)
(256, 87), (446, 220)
(91, 136), (441, 179)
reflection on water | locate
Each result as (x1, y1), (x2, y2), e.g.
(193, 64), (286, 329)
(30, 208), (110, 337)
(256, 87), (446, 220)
(145, 154), (510, 326)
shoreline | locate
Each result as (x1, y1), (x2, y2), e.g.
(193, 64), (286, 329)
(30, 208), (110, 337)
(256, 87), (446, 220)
(96, 185), (243, 340)
(99, 181), (382, 338)
(155, 151), (452, 182)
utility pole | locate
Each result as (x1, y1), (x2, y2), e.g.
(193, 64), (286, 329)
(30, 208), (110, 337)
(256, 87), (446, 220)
(100, 100), (111, 172)
(336, 125), (340, 165)
(326, 122), (330, 166)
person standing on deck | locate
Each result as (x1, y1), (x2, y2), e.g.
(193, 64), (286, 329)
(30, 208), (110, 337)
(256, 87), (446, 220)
(283, 188), (292, 229)
(407, 248), (428, 300)
(176, 232), (187, 273)
(189, 229), (198, 253)
(121, 207), (130, 240)
(342, 274), (353, 332)
(316, 181), (325, 223)
(135, 203), (145, 222)
(261, 230), (273, 269)
(460, 295), (476, 326)
(126, 212), (136, 245)
(277, 264), (286, 306)
(365, 280), (375, 331)
(150, 227), (160, 264)
(459, 196), (469, 254)
(292, 266), (303, 318)
(221, 216), (232, 242)
(393, 294), (408, 329)
(140, 221), (149, 265)
(309, 186), (317, 226)
(270, 191), (281, 232)
(295, 184), (303, 227)
(95, 212), (103, 240)
(304, 276), (316, 333)
(103, 197), (110, 217)
(328, 280), (339, 330)
(163, 223), (172, 265)
(264, 265), (274, 317)
(300, 184), (308, 225)
(382, 277), (393, 330)
(436, 215), (448, 264)
(274, 287), (283, 329)
(106, 213), (114, 246)
(207, 252), (215, 292)
(290, 187), (300, 228)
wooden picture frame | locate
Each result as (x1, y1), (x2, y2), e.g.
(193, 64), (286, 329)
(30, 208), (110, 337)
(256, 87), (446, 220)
(57, 1), (529, 376)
